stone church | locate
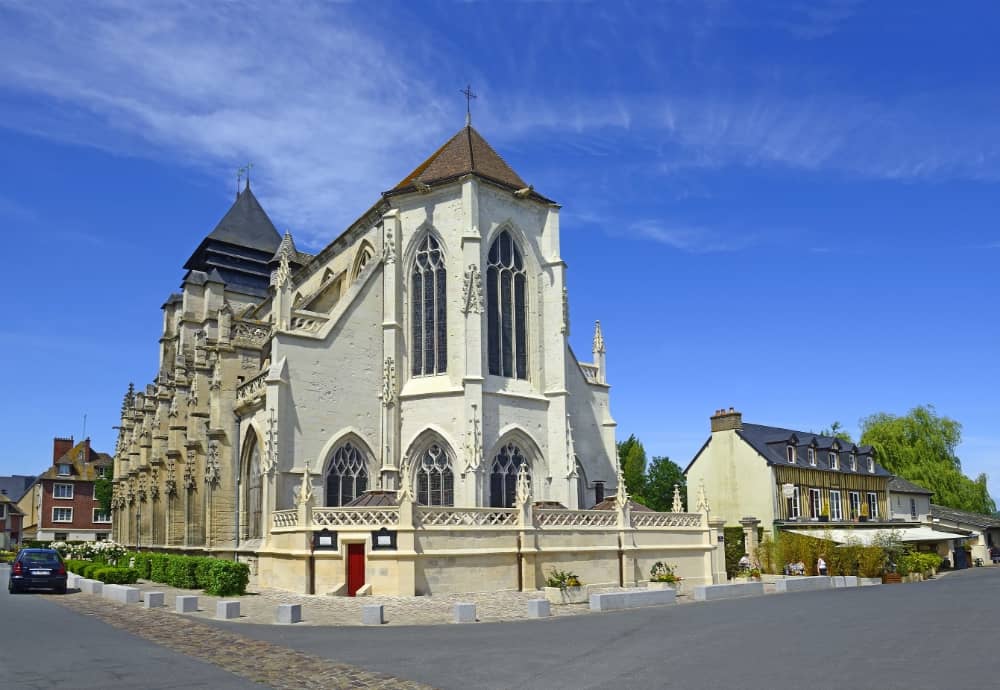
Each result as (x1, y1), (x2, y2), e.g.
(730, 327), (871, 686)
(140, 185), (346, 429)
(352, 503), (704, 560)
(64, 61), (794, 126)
(110, 123), (717, 595)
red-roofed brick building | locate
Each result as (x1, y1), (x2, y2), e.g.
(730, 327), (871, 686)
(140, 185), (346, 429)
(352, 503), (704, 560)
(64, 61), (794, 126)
(17, 437), (114, 541)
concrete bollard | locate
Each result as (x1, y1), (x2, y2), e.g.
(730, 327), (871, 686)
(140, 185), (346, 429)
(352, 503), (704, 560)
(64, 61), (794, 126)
(88, 580), (103, 596)
(453, 603), (476, 623)
(119, 586), (141, 604)
(144, 592), (165, 608)
(216, 601), (240, 620)
(102, 584), (121, 601)
(175, 595), (198, 613)
(276, 604), (302, 624)
(361, 604), (385, 625)
(527, 599), (551, 618)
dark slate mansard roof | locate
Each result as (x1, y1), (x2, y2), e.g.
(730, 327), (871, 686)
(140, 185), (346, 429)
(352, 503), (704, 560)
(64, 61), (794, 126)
(887, 476), (934, 495)
(183, 184), (283, 297)
(736, 423), (890, 476)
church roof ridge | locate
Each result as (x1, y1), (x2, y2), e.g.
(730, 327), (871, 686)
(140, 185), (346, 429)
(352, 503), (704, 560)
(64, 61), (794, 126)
(387, 125), (551, 202)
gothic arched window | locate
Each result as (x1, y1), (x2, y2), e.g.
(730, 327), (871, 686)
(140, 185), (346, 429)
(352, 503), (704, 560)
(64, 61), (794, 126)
(325, 442), (368, 506)
(416, 444), (454, 506)
(244, 436), (263, 539)
(487, 230), (528, 379)
(490, 442), (529, 508)
(411, 235), (447, 376)
(353, 243), (374, 279)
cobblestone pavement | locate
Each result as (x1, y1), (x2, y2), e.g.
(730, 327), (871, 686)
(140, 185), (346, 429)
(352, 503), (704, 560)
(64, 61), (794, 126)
(55, 593), (433, 690)
(80, 577), (689, 626)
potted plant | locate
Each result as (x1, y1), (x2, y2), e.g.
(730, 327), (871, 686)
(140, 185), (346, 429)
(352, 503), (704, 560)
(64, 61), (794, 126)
(543, 568), (587, 604)
(819, 500), (830, 523)
(858, 502), (869, 522)
(748, 567), (762, 581)
(649, 561), (683, 593)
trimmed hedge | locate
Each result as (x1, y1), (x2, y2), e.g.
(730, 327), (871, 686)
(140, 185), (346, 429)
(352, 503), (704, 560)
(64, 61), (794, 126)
(137, 552), (249, 596)
(92, 567), (140, 585)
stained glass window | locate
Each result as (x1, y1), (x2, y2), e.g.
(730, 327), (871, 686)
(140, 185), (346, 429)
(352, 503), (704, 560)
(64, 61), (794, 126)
(325, 442), (368, 506)
(490, 442), (529, 508)
(416, 444), (454, 506)
(411, 235), (447, 376)
(487, 231), (528, 379)
(245, 436), (262, 539)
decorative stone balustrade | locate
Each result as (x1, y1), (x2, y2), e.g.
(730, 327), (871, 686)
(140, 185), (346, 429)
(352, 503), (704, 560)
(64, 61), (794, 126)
(290, 311), (329, 334)
(272, 509), (298, 529)
(311, 507), (400, 528)
(631, 512), (703, 528)
(536, 509), (618, 528)
(416, 507), (518, 528)
(236, 370), (267, 407)
(232, 321), (271, 347)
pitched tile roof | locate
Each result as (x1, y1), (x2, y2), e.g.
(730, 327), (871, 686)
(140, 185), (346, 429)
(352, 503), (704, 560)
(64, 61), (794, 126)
(0, 475), (36, 502)
(0, 492), (24, 514)
(736, 423), (890, 476)
(40, 441), (112, 482)
(930, 504), (1000, 530)
(887, 476), (934, 495)
(388, 125), (551, 202)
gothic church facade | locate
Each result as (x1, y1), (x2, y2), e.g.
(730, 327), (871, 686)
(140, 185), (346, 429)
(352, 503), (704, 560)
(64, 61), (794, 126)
(110, 125), (630, 591)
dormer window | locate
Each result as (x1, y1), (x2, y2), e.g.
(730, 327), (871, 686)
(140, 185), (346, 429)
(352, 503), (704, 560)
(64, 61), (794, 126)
(829, 452), (838, 470)
(867, 457), (875, 474)
(787, 446), (797, 464)
(58, 464), (71, 476)
(850, 455), (857, 472)
(807, 448), (816, 465)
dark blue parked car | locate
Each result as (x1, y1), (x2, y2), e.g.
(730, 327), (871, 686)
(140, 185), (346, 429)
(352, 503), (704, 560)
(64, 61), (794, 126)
(7, 548), (68, 594)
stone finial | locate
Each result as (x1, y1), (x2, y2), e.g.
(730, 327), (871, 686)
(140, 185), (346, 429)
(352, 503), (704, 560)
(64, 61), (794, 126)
(672, 483), (683, 513)
(614, 447), (629, 508)
(398, 453), (414, 503)
(272, 231), (295, 288)
(592, 320), (606, 354)
(296, 464), (314, 507)
(515, 465), (531, 506)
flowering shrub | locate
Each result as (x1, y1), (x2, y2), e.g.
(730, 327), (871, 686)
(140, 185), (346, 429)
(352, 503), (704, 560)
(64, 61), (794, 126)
(545, 568), (582, 589)
(50, 540), (129, 564)
(650, 562), (681, 583)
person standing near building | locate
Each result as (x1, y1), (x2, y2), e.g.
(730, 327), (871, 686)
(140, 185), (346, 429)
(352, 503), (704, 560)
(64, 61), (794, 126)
(817, 555), (828, 576)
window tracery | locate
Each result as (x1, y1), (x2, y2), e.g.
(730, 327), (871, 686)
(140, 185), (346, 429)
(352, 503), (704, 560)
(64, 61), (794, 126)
(416, 444), (454, 506)
(490, 442), (529, 508)
(325, 441), (368, 506)
(245, 435), (263, 539)
(411, 234), (447, 376)
(486, 230), (528, 379)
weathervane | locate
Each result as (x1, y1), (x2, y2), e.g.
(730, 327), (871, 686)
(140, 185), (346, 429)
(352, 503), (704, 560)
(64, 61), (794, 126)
(460, 84), (477, 126)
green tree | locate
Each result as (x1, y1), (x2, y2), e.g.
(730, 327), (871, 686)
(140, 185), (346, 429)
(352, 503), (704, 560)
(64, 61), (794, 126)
(819, 421), (853, 443)
(94, 475), (113, 515)
(860, 405), (996, 515)
(644, 456), (686, 512)
(616, 434), (647, 502)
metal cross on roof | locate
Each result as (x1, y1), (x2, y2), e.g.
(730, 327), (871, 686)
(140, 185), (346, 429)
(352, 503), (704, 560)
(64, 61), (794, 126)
(244, 162), (254, 188)
(236, 166), (245, 198)
(460, 84), (477, 126)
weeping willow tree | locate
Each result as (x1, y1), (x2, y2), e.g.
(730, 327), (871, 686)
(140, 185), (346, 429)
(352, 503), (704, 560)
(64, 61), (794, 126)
(860, 405), (995, 515)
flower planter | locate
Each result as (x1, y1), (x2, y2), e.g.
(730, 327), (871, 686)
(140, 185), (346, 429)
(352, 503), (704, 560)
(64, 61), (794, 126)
(818, 516), (829, 522)
(648, 580), (682, 594)
(544, 586), (587, 605)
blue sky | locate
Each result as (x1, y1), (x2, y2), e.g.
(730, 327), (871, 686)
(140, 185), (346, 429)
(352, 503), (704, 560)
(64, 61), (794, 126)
(1, 1), (997, 498)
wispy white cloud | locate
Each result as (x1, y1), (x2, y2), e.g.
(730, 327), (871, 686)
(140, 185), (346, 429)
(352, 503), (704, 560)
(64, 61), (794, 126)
(0, 1), (451, 248)
(629, 220), (758, 253)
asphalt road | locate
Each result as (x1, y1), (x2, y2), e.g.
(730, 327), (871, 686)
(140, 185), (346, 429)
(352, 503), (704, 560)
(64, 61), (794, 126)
(219, 566), (1000, 690)
(0, 563), (260, 690)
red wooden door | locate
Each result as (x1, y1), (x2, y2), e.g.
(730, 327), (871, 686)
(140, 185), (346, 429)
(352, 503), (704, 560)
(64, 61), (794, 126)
(347, 543), (365, 596)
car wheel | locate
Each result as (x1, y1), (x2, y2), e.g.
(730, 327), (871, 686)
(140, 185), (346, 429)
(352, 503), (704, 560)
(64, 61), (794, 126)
(56, 585), (67, 595)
